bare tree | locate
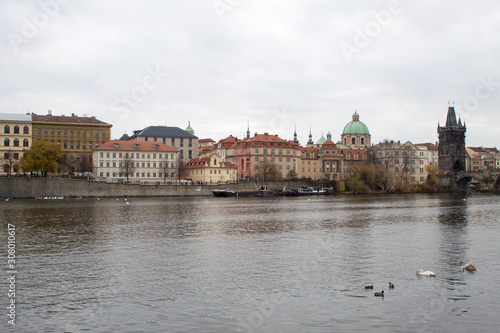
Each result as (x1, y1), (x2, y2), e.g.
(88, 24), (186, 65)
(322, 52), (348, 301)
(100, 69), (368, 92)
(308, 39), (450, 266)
(160, 157), (174, 185)
(120, 152), (136, 183)
(256, 160), (280, 181)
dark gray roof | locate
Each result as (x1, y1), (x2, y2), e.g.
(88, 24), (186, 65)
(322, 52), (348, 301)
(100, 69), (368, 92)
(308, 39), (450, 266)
(131, 126), (198, 139)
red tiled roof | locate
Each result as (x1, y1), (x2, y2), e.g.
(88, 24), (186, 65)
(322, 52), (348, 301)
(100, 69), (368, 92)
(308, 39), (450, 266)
(199, 138), (216, 143)
(95, 140), (178, 152)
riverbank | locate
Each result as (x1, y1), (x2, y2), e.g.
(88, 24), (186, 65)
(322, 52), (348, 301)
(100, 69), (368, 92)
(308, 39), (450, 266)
(0, 177), (309, 199)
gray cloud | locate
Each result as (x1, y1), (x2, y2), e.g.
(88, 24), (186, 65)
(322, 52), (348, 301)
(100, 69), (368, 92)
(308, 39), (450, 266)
(1, 0), (499, 147)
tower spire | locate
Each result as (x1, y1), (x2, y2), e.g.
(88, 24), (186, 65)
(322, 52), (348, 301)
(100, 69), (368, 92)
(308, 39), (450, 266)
(246, 120), (250, 139)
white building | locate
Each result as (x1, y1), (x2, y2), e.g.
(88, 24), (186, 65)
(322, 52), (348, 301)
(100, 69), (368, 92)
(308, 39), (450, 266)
(93, 140), (179, 184)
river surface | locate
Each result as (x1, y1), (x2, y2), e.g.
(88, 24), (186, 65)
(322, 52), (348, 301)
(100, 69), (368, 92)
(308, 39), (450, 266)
(1, 194), (500, 332)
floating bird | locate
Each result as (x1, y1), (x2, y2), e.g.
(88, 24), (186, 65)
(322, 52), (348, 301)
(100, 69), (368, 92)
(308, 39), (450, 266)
(389, 282), (395, 289)
(416, 269), (436, 276)
(374, 291), (384, 297)
(460, 261), (476, 271)
(125, 201), (130, 205)
(364, 285), (373, 289)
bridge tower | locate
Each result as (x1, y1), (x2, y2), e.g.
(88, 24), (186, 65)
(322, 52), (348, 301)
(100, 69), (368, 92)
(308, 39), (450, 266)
(437, 105), (467, 175)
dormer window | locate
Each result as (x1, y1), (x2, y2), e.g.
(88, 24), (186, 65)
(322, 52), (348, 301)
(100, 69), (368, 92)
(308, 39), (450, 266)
(134, 144), (140, 149)
(114, 143), (119, 149)
(154, 144), (160, 149)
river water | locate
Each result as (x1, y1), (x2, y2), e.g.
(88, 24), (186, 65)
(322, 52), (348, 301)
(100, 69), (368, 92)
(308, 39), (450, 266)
(1, 194), (499, 332)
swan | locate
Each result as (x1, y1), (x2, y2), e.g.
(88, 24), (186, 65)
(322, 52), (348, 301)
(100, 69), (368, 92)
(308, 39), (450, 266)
(364, 285), (373, 289)
(389, 282), (395, 289)
(126, 201), (130, 205)
(416, 269), (435, 276)
(374, 291), (384, 297)
(460, 261), (476, 271)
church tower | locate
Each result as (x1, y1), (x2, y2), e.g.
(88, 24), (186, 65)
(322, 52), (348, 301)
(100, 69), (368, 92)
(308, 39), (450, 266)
(437, 105), (467, 174)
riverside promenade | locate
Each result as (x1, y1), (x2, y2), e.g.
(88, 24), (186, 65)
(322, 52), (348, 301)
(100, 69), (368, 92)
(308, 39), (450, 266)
(0, 178), (307, 199)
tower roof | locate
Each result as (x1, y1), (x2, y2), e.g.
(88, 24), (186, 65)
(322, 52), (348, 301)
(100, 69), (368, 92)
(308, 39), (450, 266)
(342, 112), (370, 135)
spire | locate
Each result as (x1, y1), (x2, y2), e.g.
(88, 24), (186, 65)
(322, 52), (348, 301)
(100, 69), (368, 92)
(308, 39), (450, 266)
(246, 120), (250, 139)
(327, 130), (332, 141)
(445, 106), (458, 127)
(307, 126), (314, 145)
(293, 125), (299, 144)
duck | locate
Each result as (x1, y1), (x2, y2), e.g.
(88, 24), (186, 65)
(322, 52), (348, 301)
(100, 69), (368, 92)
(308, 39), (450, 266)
(374, 291), (384, 297)
(416, 269), (436, 276)
(364, 285), (373, 289)
(389, 282), (395, 289)
(460, 261), (476, 271)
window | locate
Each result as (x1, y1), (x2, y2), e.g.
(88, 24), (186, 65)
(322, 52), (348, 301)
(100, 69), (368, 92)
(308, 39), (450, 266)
(89, 130), (93, 138)
(70, 142), (74, 149)
(13, 139), (19, 147)
(361, 138), (365, 145)
(23, 139), (29, 147)
(112, 153), (116, 158)
(4, 153), (9, 159)
(23, 126), (29, 134)
(44, 129), (48, 136)
(4, 138), (9, 146)
(145, 137), (148, 141)
(171, 138), (175, 146)
(77, 130), (80, 137)
(112, 162), (116, 167)
(255, 156), (260, 161)
(83, 130), (87, 137)
(64, 142), (68, 149)
(13, 126), (19, 134)
(153, 137), (157, 142)
(351, 137), (356, 145)
(70, 130), (74, 137)
(4, 125), (10, 134)
(100, 152), (104, 158)
(51, 129), (55, 136)
(37, 128), (41, 135)
(101, 131), (105, 138)
(95, 131), (99, 138)
(57, 129), (61, 136)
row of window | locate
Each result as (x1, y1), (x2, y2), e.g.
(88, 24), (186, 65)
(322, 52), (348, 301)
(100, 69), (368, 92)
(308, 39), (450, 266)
(255, 156), (293, 162)
(3, 138), (29, 147)
(99, 152), (176, 159)
(253, 149), (293, 155)
(394, 167), (426, 173)
(188, 169), (234, 175)
(3, 152), (24, 160)
(37, 128), (106, 138)
(99, 161), (176, 168)
(145, 137), (193, 148)
(343, 137), (366, 145)
(59, 142), (99, 150)
(100, 172), (176, 178)
(3, 125), (29, 134)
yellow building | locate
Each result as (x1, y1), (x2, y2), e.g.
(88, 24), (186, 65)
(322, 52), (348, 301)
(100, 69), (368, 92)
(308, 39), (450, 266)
(1, 113), (32, 175)
(31, 111), (112, 173)
(183, 153), (237, 184)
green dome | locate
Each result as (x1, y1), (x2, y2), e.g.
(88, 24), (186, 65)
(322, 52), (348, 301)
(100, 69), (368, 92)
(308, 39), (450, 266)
(315, 134), (326, 145)
(342, 112), (370, 135)
(185, 121), (194, 134)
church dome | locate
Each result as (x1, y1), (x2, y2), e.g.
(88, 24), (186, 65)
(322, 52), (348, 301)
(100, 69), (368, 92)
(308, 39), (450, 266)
(185, 121), (194, 134)
(342, 112), (370, 135)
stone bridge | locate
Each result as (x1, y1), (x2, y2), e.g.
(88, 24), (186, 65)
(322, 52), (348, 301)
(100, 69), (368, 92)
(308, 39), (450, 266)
(453, 170), (500, 192)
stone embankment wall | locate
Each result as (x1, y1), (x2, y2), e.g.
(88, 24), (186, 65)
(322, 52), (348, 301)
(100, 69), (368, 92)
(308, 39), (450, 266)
(0, 178), (308, 199)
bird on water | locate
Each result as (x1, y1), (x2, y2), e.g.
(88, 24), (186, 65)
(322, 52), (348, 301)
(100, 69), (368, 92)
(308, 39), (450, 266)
(365, 285), (373, 289)
(416, 269), (436, 276)
(389, 282), (395, 289)
(460, 261), (476, 271)
(374, 291), (384, 297)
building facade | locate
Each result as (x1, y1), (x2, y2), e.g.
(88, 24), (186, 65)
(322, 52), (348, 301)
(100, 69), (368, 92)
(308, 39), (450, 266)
(93, 140), (179, 184)
(182, 153), (237, 184)
(437, 106), (467, 175)
(31, 111), (112, 173)
(229, 133), (301, 180)
(129, 125), (198, 165)
(1, 113), (32, 175)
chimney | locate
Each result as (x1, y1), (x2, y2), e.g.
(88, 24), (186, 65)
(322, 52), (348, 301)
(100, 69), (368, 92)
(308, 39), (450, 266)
(47, 110), (52, 115)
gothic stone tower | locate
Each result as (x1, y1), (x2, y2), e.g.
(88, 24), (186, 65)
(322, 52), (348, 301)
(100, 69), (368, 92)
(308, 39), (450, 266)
(437, 106), (467, 175)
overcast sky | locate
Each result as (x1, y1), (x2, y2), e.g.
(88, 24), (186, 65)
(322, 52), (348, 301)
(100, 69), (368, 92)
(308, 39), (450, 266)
(1, 0), (499, 147)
